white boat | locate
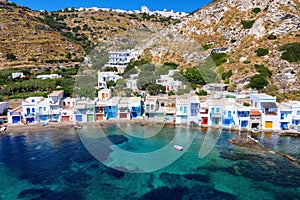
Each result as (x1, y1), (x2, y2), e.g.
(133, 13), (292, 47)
(0, 126), (6, 132)
(174, 145), (183, 151)
(251, 128), (259, 133)
(41, 120), (49, 126)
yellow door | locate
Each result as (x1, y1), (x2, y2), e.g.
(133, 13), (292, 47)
(265, 121), (273, 129)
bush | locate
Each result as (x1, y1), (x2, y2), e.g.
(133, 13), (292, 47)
(195, 90), (208, 96)
(267, 34), (277, 40)
(279, 42), (300, 62)
(210, 52), (227, 66)
(241, 20), (255, 29)
(243, 102), (250, 107)
(5, 53), (16, 60)
(255, 48), (269, 56)
(254, 64), (272, 78)
(252, 7), (261, 14)
(249, 74), (269, 90)
(221, 70), (233, 80)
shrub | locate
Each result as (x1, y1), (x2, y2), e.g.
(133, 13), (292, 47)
(279, 42), (300, 62)
(267, 34), (277, 40)
(195, 90), (208, 96)
(254, 64), (272, 78)
(5, 53), (16, 60)
(221, 70), (233, 80)
(210, 52), (227, 66)
(241, 20), (255, 29)
(243, 102), (250, 107)
(249, 74), (269, 90)
(255, 48), (269, 56)
(252, 7), (261, 14)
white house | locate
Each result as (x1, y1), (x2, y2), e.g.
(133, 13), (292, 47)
(280, 101), (300, 128)
(98, 71), (122, 88)
(188, 95), (200, 125)
(98, 89), (112, 101)
(278, 103), (292, 130)
(126, 74), (138, 90)
(22, 97), (45, 124)
(118, 97), (130, 119)
(48, 90), (64, 120)
(233, 102), (250, 130)
(156, 70), (186, 92)
(37, 74), (60, 79)
(105, 49), (140, 73)
(175, 97), (189, 124)
(207, 99), (223, 127)
(7, 105), (23, 124)
(250, 93), (279, 130)
(12, 72), (24, 79)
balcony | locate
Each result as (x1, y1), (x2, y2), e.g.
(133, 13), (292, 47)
(211, 113), (221, 118)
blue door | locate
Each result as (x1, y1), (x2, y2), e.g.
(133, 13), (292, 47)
(76, 115), (83, 122)
(12, 116), (21, 124)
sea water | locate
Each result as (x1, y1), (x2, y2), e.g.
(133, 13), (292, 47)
(0, 124), (299, 200)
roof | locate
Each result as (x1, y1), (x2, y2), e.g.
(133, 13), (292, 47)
(250, 110), (261, 116)
(76, 104), (86, 110)
(233, 103), (250, 111)
(279, 104), (291, 111)
(261, 102), (278, 108)
(145, 97), (157, 104)
(48, 90), (64, 96)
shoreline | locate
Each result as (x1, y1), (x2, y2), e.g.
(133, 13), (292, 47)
(2, 119), (299, 136)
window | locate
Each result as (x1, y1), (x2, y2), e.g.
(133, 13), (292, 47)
(44, 107), (46, 111)
(216, 108), (220, 113)
(297, 110), (300, 115)
(31, 99), (35, 103)
(180, 106), (182, 112)
(184, 107), (187, 113)
(32, 108), (35, 113)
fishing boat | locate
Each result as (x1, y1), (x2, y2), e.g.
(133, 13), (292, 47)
(41, 120), (49, 126)
(251, 128), (259, 133)
(0, 126), (6, 132)
(174, 145), (183, 151)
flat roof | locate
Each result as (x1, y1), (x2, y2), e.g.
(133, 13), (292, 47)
(261, 102), (278, 108)
(250, 110), (261, 116)
(251, 93), (275, 98)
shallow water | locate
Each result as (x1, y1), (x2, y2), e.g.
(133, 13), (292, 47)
(0, 125), (299, 200)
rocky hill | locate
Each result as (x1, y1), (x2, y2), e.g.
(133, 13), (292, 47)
(172, 0), (300, 91)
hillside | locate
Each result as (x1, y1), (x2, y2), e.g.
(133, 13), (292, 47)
(0, 1), (85, 69)
(173, 0), (300, 91)
(0, 1), (178, 69)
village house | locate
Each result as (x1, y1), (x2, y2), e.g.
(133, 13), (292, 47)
(118, 97), (130, 119)
(250, 94), (279, 130)
(207, 99), (223, 126)
(98, 71), (122, 88)
(7, 105), (23, 124)
(48, 90), (64, 121)
(175, 97), (189, 124)
(126, 74), (138, 90)
(98, 89), (111, 101)
(280, 101), (300, 129)
(156, 70), (186, 92)
(278, 103), (292, 130)
(128, 97), (142, 119)
(249, 110), (261, 129)
(60, 97), (75, 122)
(233, 102), (250, 130)
(199, 101), (209, 126)
(36, 74), (60, 79)
(11, 72), (24, 79)
(188, 95), (201, 125)
(105, 49), (140, 73)
(105, 97), (120, 119)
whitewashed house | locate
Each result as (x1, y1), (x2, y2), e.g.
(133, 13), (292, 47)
(280, 101), (300, 129)
(12, 72), (24, 79)
(22, 97), (45, 124)
(188, 95), (200, 125)
(105, 49), (140, 73)
(48, 90), (64, 121)
(175, 97), (189, 124)
(98, 71), (122, 88)
(37, 74), (60, 79)
(156, 70), (186, 92)
(250, 94), (279, 130)
(126, 74), (138, 90)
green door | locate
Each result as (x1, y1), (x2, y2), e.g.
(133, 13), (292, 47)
(87, 114), (94, 122)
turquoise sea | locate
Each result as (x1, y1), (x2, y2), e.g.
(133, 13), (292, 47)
(0, 124), (299, 200)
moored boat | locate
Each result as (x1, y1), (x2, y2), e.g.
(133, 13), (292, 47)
(174, 145), (183, 151)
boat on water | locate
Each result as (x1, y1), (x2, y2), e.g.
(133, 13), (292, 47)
(0, 126), (6, 132)
(174, 145), (183, 151)
(251, 128), (259, 133)
(41, 120), (49, 126)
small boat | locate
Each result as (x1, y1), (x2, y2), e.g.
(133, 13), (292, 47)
(251, 128), (259, 133)
(174, 145), (183, 151)
(41, 120), (49, 126)
(0, 126), (6, 132)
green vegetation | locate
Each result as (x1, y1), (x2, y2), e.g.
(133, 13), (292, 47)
(163, 62), (179, 69)
(195, 90), (208, 96)
(202, 43), (213, 50)
(254, 64), (272, 78)
(249, 74), (269, 90)
(146, 84), (165, 95)
(241, 20), (255, 29)
(210, 52), (227, 66)
(180, 67), (205, 85)
(255, 48), (269, 56)
(5, 53), (16, 60)
(221, 70), (233, 80)
(267, 34), (277, 40)
(243, 102), (250, 107)
(279, 42), (300, 62)
(252, 7), (261, 14)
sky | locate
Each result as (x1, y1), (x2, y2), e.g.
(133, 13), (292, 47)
(12, 0), (213, 12)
